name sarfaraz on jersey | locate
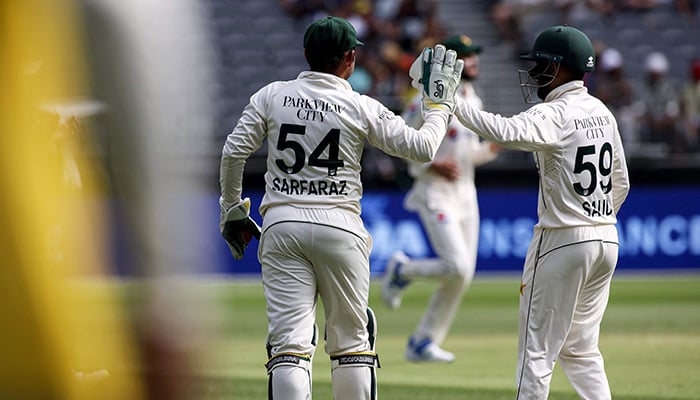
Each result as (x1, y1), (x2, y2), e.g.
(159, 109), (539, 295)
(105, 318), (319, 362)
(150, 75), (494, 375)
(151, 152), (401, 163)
(272, 177), (348, 196)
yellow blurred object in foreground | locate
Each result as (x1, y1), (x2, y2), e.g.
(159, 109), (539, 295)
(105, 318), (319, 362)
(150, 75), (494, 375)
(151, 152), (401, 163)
(0, 1), (145, 398)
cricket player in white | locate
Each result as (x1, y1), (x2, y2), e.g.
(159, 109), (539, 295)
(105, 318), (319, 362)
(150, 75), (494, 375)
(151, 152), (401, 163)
(425, 25), (630, 399)
(381, 35), (500, 363)
(219, 16), (463, 400)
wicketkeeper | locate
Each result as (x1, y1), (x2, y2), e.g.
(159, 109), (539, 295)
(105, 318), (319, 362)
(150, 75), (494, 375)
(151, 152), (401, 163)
(219, 16), (463, 400)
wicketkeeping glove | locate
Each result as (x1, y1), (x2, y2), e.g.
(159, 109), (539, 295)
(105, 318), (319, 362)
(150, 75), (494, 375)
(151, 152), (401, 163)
(410, 45), (464, 114)
(408, 46), (433, 92)
(220, 197), (262, 260)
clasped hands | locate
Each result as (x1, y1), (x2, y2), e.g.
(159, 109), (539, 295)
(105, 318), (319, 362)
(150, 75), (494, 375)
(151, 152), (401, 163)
(408, 44), (464, 114)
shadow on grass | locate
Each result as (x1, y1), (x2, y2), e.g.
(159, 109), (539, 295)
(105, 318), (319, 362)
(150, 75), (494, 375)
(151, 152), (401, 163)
(182, 376), (688, 400)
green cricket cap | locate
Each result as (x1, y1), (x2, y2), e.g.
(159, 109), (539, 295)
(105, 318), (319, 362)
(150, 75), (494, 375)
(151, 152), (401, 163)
(303, 16), (364, 54)
(441, 35), (482, 57)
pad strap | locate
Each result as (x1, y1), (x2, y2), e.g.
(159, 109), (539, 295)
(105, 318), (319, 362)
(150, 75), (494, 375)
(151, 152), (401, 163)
(330, 351), (380, 369)
(265, 352), (312, 374)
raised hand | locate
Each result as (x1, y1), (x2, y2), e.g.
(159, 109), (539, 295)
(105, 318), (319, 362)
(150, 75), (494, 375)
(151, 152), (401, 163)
(422, 44), (464, 113)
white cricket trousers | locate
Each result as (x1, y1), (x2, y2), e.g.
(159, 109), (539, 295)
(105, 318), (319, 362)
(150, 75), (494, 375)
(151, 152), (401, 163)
(259, 206), (377, 400)
(516, 224), (618, 400)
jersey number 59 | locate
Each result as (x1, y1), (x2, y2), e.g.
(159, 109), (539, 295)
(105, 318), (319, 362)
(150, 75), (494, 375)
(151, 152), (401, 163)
(572, 142), (613, 196)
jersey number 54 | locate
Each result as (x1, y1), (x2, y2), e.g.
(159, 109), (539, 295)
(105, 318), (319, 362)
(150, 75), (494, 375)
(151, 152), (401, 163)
(275, 123), (345, 176)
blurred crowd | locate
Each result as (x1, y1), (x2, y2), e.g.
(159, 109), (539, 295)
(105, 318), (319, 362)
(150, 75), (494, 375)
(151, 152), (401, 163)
(491, 0), (700, 156)
(587, 47), (700, 156)
(490, 0), (698, 51)
(278, 0), (447, 111)
(274, 0), (700, 187)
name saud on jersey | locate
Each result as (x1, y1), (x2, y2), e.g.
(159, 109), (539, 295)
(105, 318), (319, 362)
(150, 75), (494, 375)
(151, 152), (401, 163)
(272, 177), (348, 196)
(581, 198), (613, 217)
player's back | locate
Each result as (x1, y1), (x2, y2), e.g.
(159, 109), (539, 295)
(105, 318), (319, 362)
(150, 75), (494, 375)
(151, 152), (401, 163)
(536, 85), (628, 228)
(259, 71), (370, 215)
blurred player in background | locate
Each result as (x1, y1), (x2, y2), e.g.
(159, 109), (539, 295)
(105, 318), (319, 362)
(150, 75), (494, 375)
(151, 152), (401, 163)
(428, 25), (630, 399)
(680, 58), (700, 152)
(636, 51), (681, 151)
(219, 16), (462, 400)
(381, 35), (500, 363)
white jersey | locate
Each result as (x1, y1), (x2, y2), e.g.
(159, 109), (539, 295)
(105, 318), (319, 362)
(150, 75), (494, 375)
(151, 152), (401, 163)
(402, 82), (498, 215)
(220, 71), (450, 217)
(453, 80), (630, 228)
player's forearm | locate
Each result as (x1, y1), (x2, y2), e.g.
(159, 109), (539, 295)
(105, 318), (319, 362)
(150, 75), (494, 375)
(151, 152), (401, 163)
(413, 110), (450, 162)
(219, 102), (266, 209)
(374, 109), (449, 163)
(612, 176), (630, 214)
(469, 140), (499, 166)
(408, 160), (432, 177)
(611, 156), (630, 213)
(453, 97), (553, 152)
(219, 153), (245, 211)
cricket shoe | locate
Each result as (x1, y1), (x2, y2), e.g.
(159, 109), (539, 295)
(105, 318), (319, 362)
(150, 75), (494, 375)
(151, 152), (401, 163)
(381, 251), (411, 310)
(405, 336), (455, 363)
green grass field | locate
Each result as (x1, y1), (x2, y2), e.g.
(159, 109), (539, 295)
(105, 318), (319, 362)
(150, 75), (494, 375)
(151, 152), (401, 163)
(176, 274), (700, 400)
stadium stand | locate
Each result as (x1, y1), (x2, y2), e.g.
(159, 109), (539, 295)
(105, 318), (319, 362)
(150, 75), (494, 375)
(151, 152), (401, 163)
(202, 0), (700, 187)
